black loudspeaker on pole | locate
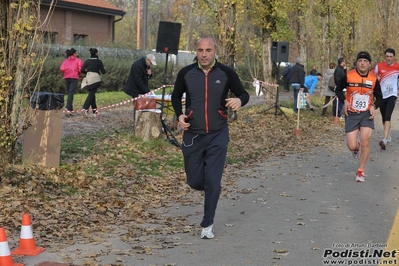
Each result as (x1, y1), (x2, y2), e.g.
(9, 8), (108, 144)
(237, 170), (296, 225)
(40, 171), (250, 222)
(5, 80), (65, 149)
(156, 21), (182, 148)
(156, 21), (181, 55)
(271, 41), (289, 62)
(261, 41), (290, 119)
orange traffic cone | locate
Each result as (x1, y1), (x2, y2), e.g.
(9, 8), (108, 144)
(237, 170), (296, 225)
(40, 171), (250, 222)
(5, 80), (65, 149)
(12, 213), (45, 256)
(0, 227), (24, 266)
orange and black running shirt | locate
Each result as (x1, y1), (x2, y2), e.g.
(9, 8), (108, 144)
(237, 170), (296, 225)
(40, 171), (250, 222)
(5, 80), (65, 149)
(335, 69), (383, 113)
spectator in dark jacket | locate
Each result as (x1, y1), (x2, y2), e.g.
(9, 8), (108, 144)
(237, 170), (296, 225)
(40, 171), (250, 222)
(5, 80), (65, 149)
(310, 65), (317, 76)
(282, 64), (291, 92)
(290, 57), (306, 113)
(333, 57), (346, 118)
(124, 54), (157, 99)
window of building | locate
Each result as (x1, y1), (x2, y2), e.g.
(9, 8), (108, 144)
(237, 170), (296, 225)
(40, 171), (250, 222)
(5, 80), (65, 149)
(73, 34), (88, 45)
(43, 31), (57, 44)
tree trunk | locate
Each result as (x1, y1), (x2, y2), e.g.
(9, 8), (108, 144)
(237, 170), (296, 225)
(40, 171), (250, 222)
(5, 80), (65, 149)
(0, 0), (9, 40)
(216, 0), (237, 120)
(134, 111), (162, 141)
(185, 0), (194, 51)
(320, 1), (330, 72)
(297, 12), (307, 70)
(262, 29), (274, 107)
(0, 0), (54, 166)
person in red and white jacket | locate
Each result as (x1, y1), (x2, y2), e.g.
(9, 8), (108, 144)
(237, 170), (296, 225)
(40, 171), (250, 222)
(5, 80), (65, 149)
(373, 48), (399, 150)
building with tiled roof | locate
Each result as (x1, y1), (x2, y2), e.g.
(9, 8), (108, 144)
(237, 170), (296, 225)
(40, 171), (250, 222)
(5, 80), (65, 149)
(41, 0), (125, 45)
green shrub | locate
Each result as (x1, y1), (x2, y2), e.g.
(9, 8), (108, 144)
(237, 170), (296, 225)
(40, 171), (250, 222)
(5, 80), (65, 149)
(39, 55), (167, 94)
(39, 54), (65, 93)
(37, 53), (256, 95)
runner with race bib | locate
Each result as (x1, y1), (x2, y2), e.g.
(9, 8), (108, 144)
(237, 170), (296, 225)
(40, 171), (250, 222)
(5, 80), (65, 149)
(373, 48), (399, 150)
(335, 51), (383, 183)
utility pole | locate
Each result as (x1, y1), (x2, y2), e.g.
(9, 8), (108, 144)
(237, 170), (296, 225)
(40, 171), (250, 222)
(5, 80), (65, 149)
(142, 0), (148, 50)
(136, 0), (141, 49)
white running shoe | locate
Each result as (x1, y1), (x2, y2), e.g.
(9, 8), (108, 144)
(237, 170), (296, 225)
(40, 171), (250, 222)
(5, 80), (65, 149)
(355, 171), (365, 182)
(387, 136), (392, 143)
(65, 108), (71, 117)
(81, 109), (88, 118)
(200, 224), (214, 239)
(379, 140), (387, 150)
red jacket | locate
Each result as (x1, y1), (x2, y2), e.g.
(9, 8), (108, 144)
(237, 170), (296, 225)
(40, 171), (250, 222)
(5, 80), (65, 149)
(60, 55), (83, 79)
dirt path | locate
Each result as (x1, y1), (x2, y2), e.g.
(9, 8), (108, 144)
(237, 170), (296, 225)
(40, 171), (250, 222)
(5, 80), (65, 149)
(61, 105), (134, 138)
(60, 90), (293, 138)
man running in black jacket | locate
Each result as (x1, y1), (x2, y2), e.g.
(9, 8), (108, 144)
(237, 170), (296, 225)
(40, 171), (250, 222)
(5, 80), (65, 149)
(172, 36), (249, 239)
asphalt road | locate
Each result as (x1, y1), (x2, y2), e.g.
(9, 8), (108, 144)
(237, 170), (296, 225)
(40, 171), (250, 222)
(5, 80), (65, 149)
(11, 94), (399, 266)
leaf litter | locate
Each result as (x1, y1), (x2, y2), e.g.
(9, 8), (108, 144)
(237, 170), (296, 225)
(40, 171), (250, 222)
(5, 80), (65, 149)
(0, 94), (345, 263)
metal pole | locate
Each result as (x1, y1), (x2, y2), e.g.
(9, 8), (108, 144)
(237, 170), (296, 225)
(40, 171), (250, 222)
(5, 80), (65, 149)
(136, 0), (141, 49)
(142, 0), (148, 50)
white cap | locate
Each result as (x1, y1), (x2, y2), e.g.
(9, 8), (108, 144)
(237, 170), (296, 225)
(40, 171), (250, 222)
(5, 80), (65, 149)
(146, 54), (157, 65)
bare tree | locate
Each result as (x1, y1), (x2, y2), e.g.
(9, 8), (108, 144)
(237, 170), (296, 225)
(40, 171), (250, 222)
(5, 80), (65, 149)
(0, 0), (54, 165)
(245, 0), (287, 106)
(216, 0), (237, 67)
(215, 0), (238, 119)
(375, 0), (399, 50)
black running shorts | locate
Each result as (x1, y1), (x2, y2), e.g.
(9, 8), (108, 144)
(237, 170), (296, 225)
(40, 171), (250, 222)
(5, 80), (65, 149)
(345, 111), (375, 133)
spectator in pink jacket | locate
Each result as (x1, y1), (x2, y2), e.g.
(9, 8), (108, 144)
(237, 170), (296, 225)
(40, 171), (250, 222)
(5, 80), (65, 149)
(60, 48), (83, 115)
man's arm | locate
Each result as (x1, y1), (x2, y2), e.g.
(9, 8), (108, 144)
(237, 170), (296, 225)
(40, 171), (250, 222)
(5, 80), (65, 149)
(372, 64), (378, 77)
(334, 67), (344, 85)
(299, 70), (305, 88)
(373, 79), (383, 109)
(222, 66), (249, 106)
(335, 73), (347, 103)
(171, 69), (187, 117)
(99, 60), (106, 74)
(172, 68), (192, 130)
(308, 79), (318, 94)
(132, 64), (150, 94)
(80, 61), (88, 74)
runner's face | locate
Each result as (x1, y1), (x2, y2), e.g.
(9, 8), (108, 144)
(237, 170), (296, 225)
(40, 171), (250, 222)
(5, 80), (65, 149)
(357, 59), (370, 74)
(385, 52), (395, 65)
(196, 37), (216, 70)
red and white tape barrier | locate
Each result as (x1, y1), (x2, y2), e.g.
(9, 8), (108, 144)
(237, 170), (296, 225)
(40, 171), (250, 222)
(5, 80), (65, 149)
(243, 79), (279, 88)
(63, 84), (173, 115)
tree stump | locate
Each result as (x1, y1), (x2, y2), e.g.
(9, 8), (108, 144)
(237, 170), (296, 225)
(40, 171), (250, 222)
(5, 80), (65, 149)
(135, 110), (162, 141)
